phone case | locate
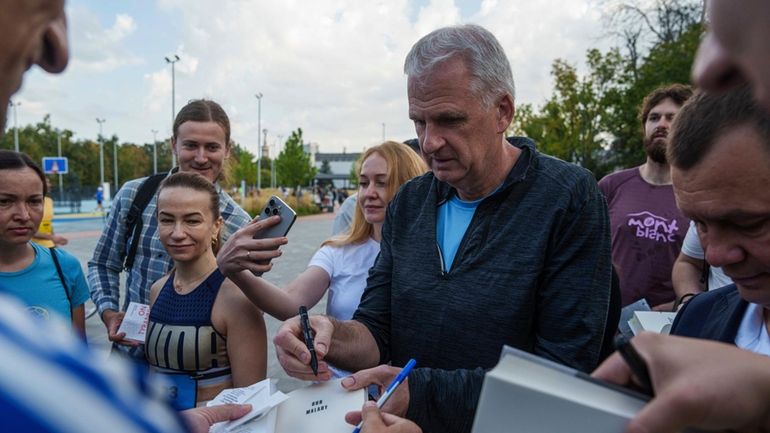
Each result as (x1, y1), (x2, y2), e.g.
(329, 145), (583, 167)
(254, 195), (297, 240)
(251, 196), (297, 276)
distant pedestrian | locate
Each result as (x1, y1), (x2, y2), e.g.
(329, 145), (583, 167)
(94, 186), (104, 212)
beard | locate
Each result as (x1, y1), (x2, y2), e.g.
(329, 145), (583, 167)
(644, 135), (668, 164)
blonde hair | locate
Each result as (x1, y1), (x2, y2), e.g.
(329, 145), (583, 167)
(323, 141), (428, 248)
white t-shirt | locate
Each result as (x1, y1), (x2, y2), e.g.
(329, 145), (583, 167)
(308, 237), (380, 321)
(735, 303), (770, 356)
(681, 221), (733, 290)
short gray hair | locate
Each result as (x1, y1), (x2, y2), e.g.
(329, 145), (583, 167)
(404, 24), (515, 107)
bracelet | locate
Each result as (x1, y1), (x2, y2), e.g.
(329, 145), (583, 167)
(673, 293), (697, 311)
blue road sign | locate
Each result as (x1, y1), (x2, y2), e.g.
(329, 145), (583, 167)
(42, 157), (69, 174)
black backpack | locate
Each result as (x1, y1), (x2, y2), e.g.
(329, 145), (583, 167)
(123, 173), (167, 271)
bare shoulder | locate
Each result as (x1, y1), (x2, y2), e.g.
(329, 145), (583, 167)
(149, 273), (171, 306)
(217, 278), (264, 316)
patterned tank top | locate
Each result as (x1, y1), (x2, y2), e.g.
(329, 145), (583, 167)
(145, 268), (230, 407)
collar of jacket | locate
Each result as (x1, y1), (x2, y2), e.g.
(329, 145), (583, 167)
(434, 136), (537, 206)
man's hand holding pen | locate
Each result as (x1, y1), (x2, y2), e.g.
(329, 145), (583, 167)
(274, 313), (335, 381)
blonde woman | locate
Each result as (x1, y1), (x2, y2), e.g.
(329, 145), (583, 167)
(222, 141), (427, 324)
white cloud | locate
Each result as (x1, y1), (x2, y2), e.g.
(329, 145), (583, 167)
(14, 0), (617, 155)
(68, 6), (143, 73)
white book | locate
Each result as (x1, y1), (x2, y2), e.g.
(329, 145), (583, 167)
(275, 379), (366, 432)
(471, 346), (649, 433)
(116, 302), (150, 343)
(210, 379), (366, 433)
(628, 311), (677, 335)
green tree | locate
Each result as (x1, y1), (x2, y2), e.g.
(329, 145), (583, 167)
(348, 157), (361, 188)
(318, 159), (332, 187)
(512, 49), (625, 177)
(512, 0), (704, 178)
(230, 145), (258, 187)
(275, 128), (316, 187)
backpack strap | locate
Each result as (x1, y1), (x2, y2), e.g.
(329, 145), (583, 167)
(49, 247), (73, 321)
(123, 173), (167, 271)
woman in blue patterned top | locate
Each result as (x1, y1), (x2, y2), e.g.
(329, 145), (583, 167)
(146, 171), (267, 409)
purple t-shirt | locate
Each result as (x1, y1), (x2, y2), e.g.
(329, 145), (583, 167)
(599, 167), (689, 307)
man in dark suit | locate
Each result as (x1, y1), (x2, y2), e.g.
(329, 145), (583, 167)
(667, 86), (770, 356)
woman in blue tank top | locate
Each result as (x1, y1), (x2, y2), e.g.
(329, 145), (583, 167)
(145, 171), (267, 409)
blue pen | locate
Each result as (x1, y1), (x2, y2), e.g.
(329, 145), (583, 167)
(352, 359), (417, 433)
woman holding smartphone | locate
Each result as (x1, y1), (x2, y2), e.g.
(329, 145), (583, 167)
(220, 141), (427, 324)
(145, 171), (266, 409)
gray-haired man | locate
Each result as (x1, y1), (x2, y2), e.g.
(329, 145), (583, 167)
(273, 24), (611, 433)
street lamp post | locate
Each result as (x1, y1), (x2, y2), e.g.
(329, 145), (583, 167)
(151, 129), (159, 174)
(113, 136), (119, 191)
(273, 134), (282, 189)
(9, 100), (21, 152)
(56, 129), (63, 202)
(165, 54), (180, 168)
(255, 93), (263, 190)
(262, 128), (268, 189)
(382, 122), (386, 141)
(96, 118), (106, 187)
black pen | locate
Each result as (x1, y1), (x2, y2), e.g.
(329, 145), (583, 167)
(299, 306), (318, 376)
(614, 334), (654, 397)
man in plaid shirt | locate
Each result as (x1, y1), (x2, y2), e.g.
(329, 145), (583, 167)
(87, 99), (251, 359)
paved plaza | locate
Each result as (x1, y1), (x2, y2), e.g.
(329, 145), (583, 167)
(56, 210), (336, 392)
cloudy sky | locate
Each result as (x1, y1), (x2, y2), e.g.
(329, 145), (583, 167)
(12, 0), (614, 155)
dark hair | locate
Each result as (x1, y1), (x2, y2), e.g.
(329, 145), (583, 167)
(639, 84), (693, 126)
(668, 86), (770, 170)
(157, 171), (222, 253)
(0, 150), (48, 196)
(403, 138), (421, 154)
(172, 99), (231, 146)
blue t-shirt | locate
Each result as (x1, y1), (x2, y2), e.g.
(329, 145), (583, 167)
(0, 243), (90, 321)
(436, 195), (483, 272)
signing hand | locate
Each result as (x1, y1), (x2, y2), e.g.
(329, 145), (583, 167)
(273, 314), (334, 381)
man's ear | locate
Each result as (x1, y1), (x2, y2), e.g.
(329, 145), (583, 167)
(496, 93), (515, 134)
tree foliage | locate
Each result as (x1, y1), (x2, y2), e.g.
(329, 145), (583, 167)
(275, 128), (317, 187)
(0, 117), (262, 194)
(513, 0), (704, 179)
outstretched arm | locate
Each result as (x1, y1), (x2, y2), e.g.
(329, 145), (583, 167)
(227, 265), (331, 321)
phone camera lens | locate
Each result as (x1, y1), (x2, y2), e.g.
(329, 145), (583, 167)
(264, 208), (270, 215)
(269, 199), (276, 206)
(272, 208), (279, 216)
